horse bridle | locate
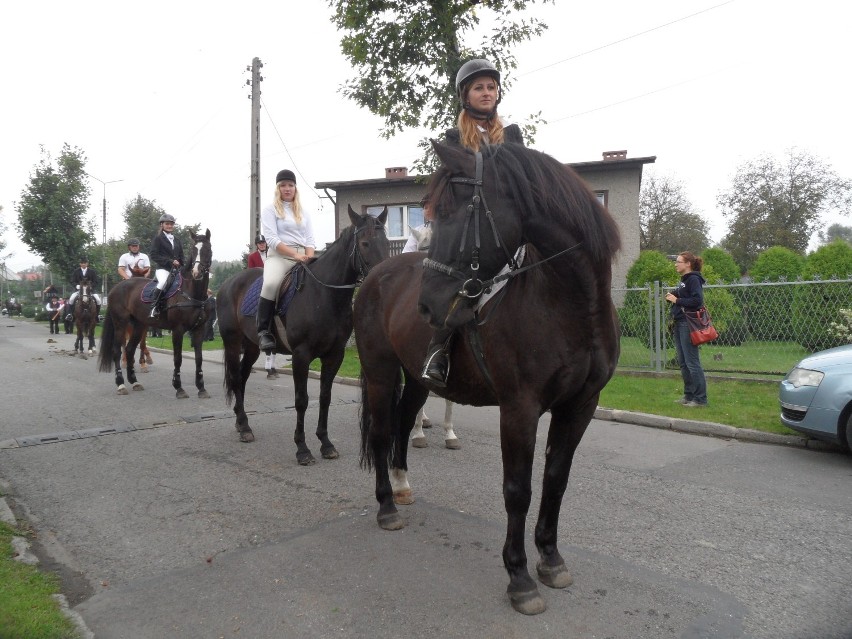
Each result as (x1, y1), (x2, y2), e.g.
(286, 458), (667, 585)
(302, 218), (387, 290)
(422, 151), (519, 300)
(422, 150), (582, 301)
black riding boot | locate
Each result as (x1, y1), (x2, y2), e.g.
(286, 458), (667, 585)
(421, 329), (454, 388)
(149, 288), (164, 319)
(256, 297), (277, 353)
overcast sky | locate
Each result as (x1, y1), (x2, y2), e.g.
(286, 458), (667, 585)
(1, 0), (849, 273)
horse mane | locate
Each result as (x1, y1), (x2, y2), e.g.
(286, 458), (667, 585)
(427, 143), (621, 268)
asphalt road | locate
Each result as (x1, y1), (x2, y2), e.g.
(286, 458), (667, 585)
(1, 318), (851, 639)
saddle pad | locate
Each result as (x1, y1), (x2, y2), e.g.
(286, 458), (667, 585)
(140, 273), (183, 303)
(240, 266), (304, 317)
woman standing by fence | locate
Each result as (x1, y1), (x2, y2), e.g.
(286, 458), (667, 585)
(665, 252), (708, 407)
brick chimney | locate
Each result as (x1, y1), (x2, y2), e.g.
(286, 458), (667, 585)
(385, 166), (408, 179)
(602, 150), (627, 161)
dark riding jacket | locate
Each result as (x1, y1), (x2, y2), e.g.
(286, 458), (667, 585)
(444, 122), (524, 147)
(150, 231), (185, 271)
(71, 266), (100, 288)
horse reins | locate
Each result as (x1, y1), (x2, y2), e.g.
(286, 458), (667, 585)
(301, 220), (386, 290)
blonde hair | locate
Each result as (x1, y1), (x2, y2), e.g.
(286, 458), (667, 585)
(273, 182), (303, 224)
(456, 110), (505, 152)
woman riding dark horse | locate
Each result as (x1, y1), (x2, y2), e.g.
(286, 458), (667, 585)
(98, 229), (213, 398)
(216, 206), (388, 465)
(354, 140), (621, 615)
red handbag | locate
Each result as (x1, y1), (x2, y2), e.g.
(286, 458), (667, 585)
(685, 306), (719, 346)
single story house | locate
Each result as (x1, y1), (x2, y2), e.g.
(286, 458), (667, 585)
(315, 150), (655, 288)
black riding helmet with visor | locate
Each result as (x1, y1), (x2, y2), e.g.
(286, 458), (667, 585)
(455, 59), (502, 120)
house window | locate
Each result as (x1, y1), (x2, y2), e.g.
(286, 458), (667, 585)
(595, 191), (608, 207)
(367, 203), (424, 239)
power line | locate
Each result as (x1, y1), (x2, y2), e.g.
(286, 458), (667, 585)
(519, 0), (737, 77)
(259, 96), (322, 202)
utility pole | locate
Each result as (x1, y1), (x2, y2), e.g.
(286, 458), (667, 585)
(86, 173), (123, 298)
(247, 57), (263, 249)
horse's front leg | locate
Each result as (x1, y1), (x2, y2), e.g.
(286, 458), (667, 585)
(190, 329), (209, 398)
(443, 400), (460, 449)
(315, 351), (345, 461)
(532, 400), (595, 597)
(500, 401), (545, 615)
(290, 353), (315, 466)
(172, 330), (188, 399)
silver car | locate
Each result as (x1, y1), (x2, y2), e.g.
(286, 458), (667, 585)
(780, 344), (852, 451)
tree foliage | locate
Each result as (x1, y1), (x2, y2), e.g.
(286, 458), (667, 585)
(0, 204), (8, 257)
(328, 0), (551, 171)
(749, 246), (804, 282)
(120, 194), (200, 255)
(625, 250), (678, 288)
(718, 148), (852, 272)
(639, 174), (710, 254)
(700, 247), (740, 282)
(16, 144), (93, 280)
(817, 223), (852, 246)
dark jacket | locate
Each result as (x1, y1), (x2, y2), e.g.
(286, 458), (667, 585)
(670, 271), (706, 321)
(444, 122), (524, 148)
(71, 266), (99, 288)
(150, 231), (185, 271)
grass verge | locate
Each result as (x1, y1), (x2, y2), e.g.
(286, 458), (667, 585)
(0, 519), (79, 639)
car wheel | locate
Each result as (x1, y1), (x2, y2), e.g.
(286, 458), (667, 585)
(845, 413), (852, 453)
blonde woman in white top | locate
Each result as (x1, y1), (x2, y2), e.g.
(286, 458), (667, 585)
(256, 169), (316, 352)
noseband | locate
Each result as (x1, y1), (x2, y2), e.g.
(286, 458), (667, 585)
(303, 219), (387, 290)
(422, 152), (520, 299)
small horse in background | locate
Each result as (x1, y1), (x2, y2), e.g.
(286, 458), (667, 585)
(354, 141), (621, 614)
(73, 280), (98, 358)
(4, 298), (22, 317)
(121, 267), (154, 373)
(98, 230), (212, 398)
(216, 207), (389, 465)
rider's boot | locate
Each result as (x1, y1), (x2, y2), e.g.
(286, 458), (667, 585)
(256, 296), (277, 353)
(421, 329), (454, 388)
(148, 288), (164, 319)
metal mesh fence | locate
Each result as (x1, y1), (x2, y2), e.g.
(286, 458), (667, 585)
(615, 278), (852, 378)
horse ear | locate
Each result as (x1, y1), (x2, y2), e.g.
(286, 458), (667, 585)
(431, 139), (468, 173)
(376, 206), (388, 226)
(347, 204), (359, 227)
(205, 228), (211, 240)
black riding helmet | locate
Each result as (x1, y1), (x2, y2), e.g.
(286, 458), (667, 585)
(255, 234), (266, 244)
(455, 58), (502, 118)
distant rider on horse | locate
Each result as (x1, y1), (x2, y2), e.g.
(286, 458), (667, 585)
(66, 257), (102, 322)
(118, 238), (151, 280)
(148, 214), (184, 319)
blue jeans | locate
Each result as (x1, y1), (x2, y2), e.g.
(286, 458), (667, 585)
(673, 320), (707, 404)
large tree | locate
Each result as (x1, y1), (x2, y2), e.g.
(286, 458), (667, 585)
(0, 204), (8, 257)
(328, 0), (550, 171)
(718, 148), (852, 271)
(16, 144), (93, 280)
(639, 174), (710, 254)
(817, 223), (852, 246)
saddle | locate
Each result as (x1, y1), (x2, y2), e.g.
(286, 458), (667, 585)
(240, 266), (304, 318)
(140, 273), (183, 304)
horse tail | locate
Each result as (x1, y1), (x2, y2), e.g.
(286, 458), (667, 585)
(97, 313), (117, 372)
(358, 369), (402, 472)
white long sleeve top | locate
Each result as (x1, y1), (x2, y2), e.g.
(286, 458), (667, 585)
(260, 202), (315, 254)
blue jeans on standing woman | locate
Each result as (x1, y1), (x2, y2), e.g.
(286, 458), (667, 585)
(673, 320), (707, 405)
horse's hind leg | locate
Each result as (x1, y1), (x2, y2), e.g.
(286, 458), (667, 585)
(291, 352), (316, 465)
(443, 400), (460, 449)
(391, 376), (429, 505)
(532, 399), (595, 596)
(229, 340), (258, 442)
(411, 407), (428, 448)
(190, 329), (209, 399)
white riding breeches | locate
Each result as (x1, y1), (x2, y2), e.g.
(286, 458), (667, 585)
(68, 291), (101, 306)
(155, 268), (171, 290)
(260, 247), (305, 300)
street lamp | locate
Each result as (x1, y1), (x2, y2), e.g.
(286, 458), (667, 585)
(86, 173), (123, 298)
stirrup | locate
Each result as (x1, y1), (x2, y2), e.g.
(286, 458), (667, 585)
(421, 349), (449, 387)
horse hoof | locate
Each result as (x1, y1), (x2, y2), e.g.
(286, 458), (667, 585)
(79, 353), (88, 360)
(393, 489), (414, 505)
(321, 446), (339, 460)
(297, 453), (317, 466)
(238, 430), (255, 443)
(411, 436), (428, 448)
(132, 383), (145, 391)
(536, 561), (573, 589)
(377, 511), (404, 531)
(145, 353), (153, 364)
(116, 386), (129, 396)
(421, 417), (432, 428)
(140, 366), (148, 373)
(176, 389), (189, 399)
(445, 438), (461, 450)
(198, 390), (210, 399)
(508, 588), (547, 615)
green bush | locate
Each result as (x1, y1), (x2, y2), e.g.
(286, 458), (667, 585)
(701, 247), (741, 282)
(793, 242), (852, 351)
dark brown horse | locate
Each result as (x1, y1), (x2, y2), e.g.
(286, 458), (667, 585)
(354, 142), (621, 615)
(121, 270), (154, 373)
(216, 207), (389, 465)
(97, 230), (212, 398)
(73, 279), (98, 357)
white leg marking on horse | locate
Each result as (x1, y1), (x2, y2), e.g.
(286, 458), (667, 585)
(391, 468), (414, 505)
